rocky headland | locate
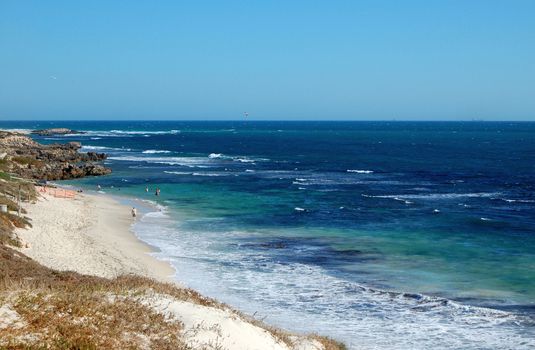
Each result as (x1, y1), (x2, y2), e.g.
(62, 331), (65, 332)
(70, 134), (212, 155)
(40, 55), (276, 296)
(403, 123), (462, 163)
(0, 130), (111, 180)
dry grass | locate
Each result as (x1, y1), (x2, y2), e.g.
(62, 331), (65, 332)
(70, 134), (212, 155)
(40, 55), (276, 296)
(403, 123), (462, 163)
(0, 176), (37, 211)
(0, 245), (186, 349)
(311, 335), (348, 350)
(2, 290), (186, 349)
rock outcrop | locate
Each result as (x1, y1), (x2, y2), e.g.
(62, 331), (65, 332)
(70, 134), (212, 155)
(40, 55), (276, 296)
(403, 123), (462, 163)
(30, 128), (85, 136)
(0, 131), (111, 180)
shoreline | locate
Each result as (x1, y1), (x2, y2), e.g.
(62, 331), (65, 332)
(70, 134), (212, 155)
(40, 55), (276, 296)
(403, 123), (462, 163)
(12, 186), (337, 349)
(15, 189), (176, 282)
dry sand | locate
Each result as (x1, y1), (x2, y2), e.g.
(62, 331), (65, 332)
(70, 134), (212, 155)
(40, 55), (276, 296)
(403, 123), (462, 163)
(16, 190), (175, 281)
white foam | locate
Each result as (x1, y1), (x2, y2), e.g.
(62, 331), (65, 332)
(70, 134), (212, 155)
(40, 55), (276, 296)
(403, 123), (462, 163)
(347, 169), (374, 174)
(81, 145), (132, 152)
(142, 149), (172, 154)
(499, 198), (535, 203)
(363, 192), (500, 201)
(108, 129), (180, 135)
(233, 157), (256, 163)
(131, 217), (535, 350)
(76, 129), (181, 138)
(81, 145), (108, 151)
(292, 181), (307, 185)
(164, 171), (192, 175)
(208, 153), (267, 163)
(0, 128), (31, 134)
(192, 172), (229, 177)
(144, 210), (168, 218)
(109, 156), (209, 166)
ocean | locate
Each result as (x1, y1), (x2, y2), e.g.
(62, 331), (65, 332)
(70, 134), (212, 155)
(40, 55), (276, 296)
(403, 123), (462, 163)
(2, 120), (534, 349)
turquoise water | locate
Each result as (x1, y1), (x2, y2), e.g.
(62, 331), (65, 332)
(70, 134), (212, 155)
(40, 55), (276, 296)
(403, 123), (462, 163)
(2, 121), (535, 349)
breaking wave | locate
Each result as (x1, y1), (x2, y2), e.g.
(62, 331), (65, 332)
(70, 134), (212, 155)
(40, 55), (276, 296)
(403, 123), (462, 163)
(347, 169), (374, 174)
(108, 156), (209, 166)
(363, 192), (500, 201)
(80, 145), (133, 152)
(131, 213), (535, 350)
(142, 149), (172, 154)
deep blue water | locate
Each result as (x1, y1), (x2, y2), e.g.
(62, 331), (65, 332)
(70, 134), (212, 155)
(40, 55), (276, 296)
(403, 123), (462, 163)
(2, 120), (535, 349)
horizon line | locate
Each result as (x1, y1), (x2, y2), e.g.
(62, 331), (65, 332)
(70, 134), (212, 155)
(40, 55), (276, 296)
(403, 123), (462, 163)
(1, 119), (535, 123)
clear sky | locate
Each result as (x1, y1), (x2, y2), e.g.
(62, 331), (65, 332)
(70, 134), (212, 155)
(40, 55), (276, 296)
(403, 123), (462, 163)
(1, 0), (534, 120)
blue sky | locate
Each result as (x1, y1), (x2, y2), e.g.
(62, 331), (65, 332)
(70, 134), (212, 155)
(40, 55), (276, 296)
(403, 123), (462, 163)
(1, 0), (534, 120)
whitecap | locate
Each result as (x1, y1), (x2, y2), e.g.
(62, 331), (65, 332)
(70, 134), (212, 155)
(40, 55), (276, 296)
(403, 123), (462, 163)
(499, 198), (535, 203)
(79, 129), (180, 138)
(347, 169), (374, 174)
(108, 129), (180, 135)
(208, 153), (268, 163)
(109, 155), (210, 166)
(164, 171), (192, 175)
(142, 149), (172, 154)
(233, 157), (257, 163)
(81, 145), (133, 152)
(363, 192), (500, 201)
(192, 172), (229, 177)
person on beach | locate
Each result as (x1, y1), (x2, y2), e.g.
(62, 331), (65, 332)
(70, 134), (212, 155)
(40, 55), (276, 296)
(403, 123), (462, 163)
(131, 207), (137, 218)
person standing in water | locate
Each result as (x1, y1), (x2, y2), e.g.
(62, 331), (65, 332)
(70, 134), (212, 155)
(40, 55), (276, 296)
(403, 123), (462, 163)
(131, 207), (137, 218)
(155, 188), (160, 196)
(145, 186), (149, 193)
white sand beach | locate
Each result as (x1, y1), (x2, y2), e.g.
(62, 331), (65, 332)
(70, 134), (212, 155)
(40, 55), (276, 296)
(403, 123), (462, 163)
(13, 189), (326, 350)
(16, 190), (175, 281)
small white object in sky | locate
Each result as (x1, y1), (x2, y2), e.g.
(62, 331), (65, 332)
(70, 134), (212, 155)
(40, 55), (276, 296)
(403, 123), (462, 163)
(50, 76), (57, 80)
